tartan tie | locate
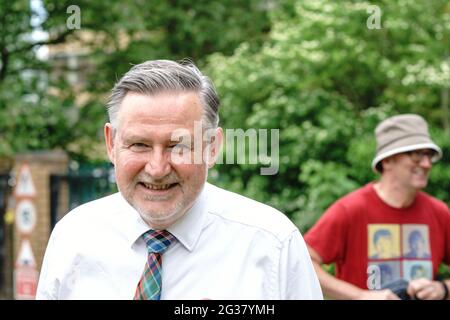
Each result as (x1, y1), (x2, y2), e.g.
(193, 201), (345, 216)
(134, 229), (175, 300)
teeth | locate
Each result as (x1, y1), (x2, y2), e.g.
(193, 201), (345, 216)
(142, 183), (173, 190)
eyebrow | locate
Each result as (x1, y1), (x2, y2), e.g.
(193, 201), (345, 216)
(122, 133), (193, 144)
(122, 135), (151, 144)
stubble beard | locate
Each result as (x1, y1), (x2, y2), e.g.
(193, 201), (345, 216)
(125, 167), (208, 229)
(136, 194), (188, 228)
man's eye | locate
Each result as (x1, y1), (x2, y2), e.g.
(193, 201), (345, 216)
(130, 143), (148, 150)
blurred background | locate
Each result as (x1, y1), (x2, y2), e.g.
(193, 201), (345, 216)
(0, 0), (449, 299)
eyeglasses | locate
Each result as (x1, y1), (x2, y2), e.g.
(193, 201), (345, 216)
(405, 150), (438, 163)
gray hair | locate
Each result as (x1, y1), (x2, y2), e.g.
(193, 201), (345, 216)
(106, 59), (220, 130)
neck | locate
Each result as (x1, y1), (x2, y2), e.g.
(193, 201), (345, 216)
(374, 178), (417, 208)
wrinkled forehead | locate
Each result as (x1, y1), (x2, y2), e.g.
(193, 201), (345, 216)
(117, 91), (203, 126)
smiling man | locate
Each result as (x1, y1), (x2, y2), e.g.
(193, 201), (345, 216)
(305, 114), (450, 300)
(36, 60), (322, 300)
(107, 91), (209, 230)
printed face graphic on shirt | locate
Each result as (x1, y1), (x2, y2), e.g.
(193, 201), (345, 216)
(368, 224), (401, 259)
(403, 261), (433, 281)
(368, 261), (401, 287)
(402, 225), (431, 259)
(367, 224), (432, 288)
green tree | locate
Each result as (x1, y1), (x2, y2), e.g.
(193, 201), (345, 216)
(0, 0), (271, 160)
(207, 0), (450, 231)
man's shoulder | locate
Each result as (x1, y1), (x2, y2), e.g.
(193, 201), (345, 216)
(328, 184), (371, 211)
(341, 183), (372, 201)
(205, 183), (298, 240)
(417, 191), (449, 213)
(55, 192), (123, 228)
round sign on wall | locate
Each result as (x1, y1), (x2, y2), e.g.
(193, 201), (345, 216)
(15, 199), (37, 234)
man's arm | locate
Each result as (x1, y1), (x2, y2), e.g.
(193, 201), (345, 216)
(279, 230), (323, 299)
(36, 225), (61, 299)
(307, 245), (400, 300)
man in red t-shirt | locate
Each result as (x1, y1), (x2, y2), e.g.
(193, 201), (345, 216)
(305, 114), (450, 300)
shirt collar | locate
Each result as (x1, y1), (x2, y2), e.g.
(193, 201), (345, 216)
(167, 183), (209, 252)
(114, 194), (152, 248)
(115, 183), (210, 252)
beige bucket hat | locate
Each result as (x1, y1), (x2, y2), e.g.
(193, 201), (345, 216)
(371, 114), (442, 172)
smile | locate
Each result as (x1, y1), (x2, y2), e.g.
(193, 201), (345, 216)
(139, 182), (178, 190)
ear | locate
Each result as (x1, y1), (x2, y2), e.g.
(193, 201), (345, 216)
(381, 155), (397, 172)
(206, 127), (223, 168)
(104, 123), (116, 165)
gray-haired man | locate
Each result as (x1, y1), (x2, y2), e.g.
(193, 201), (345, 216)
(37, 60), (322, 300)
(305, 114), (450, 300)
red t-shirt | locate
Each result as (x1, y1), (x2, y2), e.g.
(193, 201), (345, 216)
(305, 183), (450, 289)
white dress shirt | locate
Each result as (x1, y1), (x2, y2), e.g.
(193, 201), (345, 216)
(36, 183), (322, 300)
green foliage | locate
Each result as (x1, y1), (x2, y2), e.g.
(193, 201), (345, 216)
(1, 0), (449, 230)
(439, 264), (450, 280)
(0, 0), (271, 160)
(207, 0), (450, 232)
(427, 128), (450, 202)
(294, 160), (359, 231)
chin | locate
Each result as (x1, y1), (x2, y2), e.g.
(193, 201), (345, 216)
(138, 204), (186, 228)
(412, 181), (428, 190)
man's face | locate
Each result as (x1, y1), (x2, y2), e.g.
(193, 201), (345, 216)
(376, 235), (393, 258)
(411, 237), (425, 255)
(104, 91), (221, 229)
(412, 267), (426, 279)
(384, 149), (434, 191)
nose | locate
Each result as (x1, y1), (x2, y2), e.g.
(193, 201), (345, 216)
(419, 155), (432, 169)
(144, 147), (171, 179)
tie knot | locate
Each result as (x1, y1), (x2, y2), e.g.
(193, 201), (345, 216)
(142, 230), (175, 253)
